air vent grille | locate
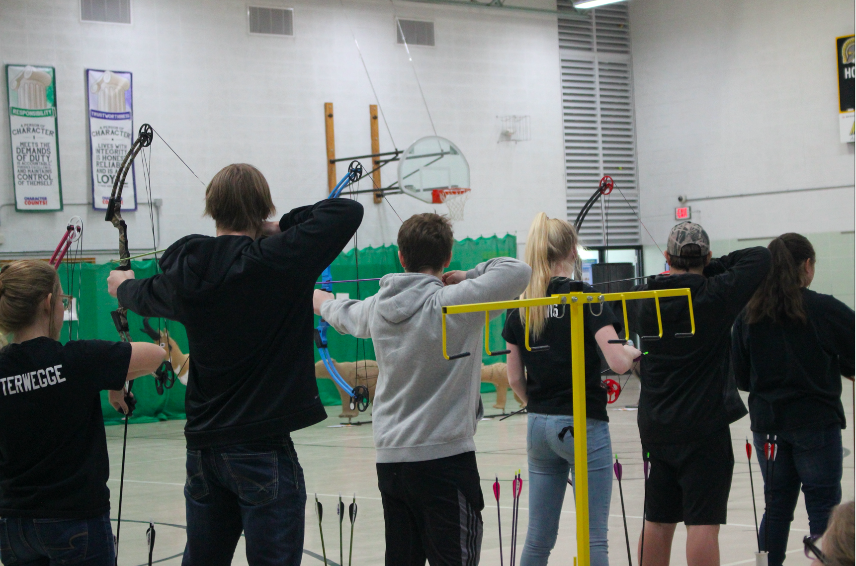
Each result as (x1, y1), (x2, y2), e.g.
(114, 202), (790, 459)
(397, 19), (435, 46)
(81, 0), (131, 24)
(558, 1), (639, 247)
(249, 6), (294, 36)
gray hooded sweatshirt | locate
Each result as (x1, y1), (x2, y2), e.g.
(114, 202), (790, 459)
(321, 257), (531, 463)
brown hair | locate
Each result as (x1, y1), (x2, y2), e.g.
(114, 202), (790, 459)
(0, 260), (60, 337)
(519, 213), (579, 339)
(823, 501), (854, 566)
(204, 164), (276, 237)
(397, 213), (454, 273)
(668, 252), (707, 270)
(745, 233), (815, 325)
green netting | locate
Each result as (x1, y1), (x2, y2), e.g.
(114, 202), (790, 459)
(55, 234), (516, 425)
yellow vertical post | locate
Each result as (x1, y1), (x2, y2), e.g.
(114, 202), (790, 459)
(369, 104), (382, 203)
(570, 297), (591, 566)
(325, 102), (336, 194)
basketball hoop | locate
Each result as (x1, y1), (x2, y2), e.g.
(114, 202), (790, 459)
(432, 188), (471, 221)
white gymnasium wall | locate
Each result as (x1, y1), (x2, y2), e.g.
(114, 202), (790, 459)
(0, 0), (565, 260)
(629, 0), (855, 305)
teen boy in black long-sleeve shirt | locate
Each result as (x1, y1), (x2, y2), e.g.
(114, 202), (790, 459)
(107, 164), (363, 566)
(629, 222), (771, 566)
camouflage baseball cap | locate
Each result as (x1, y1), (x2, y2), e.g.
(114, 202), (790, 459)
(667, 222), (710, 257)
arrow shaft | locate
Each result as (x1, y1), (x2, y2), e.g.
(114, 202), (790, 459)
(617, 478), (633, 566)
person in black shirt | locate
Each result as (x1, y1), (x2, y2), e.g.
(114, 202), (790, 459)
(107, 164), (363, 566)
(502, 213), (640, 566)
(0, 260), (164, 566)
(629, 222), (770, 566)
(733, 233), (854, 566)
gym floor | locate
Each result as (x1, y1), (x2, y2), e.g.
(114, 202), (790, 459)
(106, 377), (856, 566)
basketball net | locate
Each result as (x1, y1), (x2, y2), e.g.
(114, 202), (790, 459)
(435, 188), (471, 222)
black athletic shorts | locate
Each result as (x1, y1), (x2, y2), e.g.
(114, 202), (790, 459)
(377, 451), (484, 566)
(641, 427), (734, 525)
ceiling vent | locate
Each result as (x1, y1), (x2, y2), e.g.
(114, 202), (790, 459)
(81, 0), (131, 24)
(396, 19), (435, 47)
(249, 6), (294, 36)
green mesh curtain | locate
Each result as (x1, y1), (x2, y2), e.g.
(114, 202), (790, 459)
(57, 234), (516, 425)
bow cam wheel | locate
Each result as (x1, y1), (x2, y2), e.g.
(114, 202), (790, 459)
(348, 161), (364, 184)
(603, 378), (621, 404)
(599, 175), (614, 195)
(138, 124), (154, 147)
(351, 385), (370, 413)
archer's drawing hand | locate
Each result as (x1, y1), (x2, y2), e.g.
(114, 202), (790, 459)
(108, 270), (135, 298)
(260, 221), (281, 237)
(313, 290), (334, 315)
(109, 389), (136, 416)
(624, 343), (642, 363)
(441, 271), (467, 286)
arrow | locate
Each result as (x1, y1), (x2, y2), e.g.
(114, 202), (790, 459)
(640, 452), (651, 566)
(746, 439), (760, 552)
(348, 494), (358, 566)
(146, 521), (156, 566)
(493, 476), (504, 566)
(614, 456), (633, 566)
(338, 495), (345, 566)
(315, 494), (327, 564)
(762, 436), (778, 554)
(510, 471), (523, 566)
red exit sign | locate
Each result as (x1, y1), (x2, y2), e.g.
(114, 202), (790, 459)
(675, 206), (691, 220)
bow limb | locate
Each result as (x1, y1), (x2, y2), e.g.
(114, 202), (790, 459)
(315, 162), (370, 412)
(106, 124), (152, 343)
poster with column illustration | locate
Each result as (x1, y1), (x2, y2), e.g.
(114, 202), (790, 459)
(86, 69), (137, 211)
(5, 64), (63, 211)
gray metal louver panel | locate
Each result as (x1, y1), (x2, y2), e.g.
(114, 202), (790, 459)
(397, 19), (435, 46)
(81, 0), (130, 23)
(249, 6), (294, 36)
(558, 1), (639, 247)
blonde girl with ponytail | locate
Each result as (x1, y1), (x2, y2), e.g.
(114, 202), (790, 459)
(0, 260), (164, 566)
(501, 213), (640, 566)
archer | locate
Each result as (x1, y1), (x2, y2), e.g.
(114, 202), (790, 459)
(107, 163), (363, 566)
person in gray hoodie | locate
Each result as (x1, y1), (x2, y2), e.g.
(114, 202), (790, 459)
(314, 213), (531, 566)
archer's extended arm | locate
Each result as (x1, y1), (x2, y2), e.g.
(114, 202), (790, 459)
(117, 273), (180, 320)
(440, 258), (532, 319)
(320, 294), (377, 340)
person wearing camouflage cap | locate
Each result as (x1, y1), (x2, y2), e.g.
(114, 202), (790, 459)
(628, 221), (771, 566)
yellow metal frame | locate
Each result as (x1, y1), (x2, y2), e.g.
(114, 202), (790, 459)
(440, 288), (696, 566)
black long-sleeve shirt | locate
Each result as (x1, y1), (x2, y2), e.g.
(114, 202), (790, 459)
(118, 199), (364, 448)
(629, 247), (771, 444)
(732, 288), (855, 433)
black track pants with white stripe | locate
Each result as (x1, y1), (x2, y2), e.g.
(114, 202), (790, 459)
(377, 451), (484, 566)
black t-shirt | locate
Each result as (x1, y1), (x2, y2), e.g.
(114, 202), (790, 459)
(0, 338), (131, 518)
(733, 288), (855, 433)
(502, 278), (621, 421)
(629, 247), (771, 444)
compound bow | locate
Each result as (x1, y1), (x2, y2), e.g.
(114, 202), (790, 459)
(314, 160), (371, 413)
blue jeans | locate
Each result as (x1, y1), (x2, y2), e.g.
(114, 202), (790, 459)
(182, 436), (306, 566)
(521, 415), (612, 566)
(0, 512), (114, 566)
(753, 425), (843, 566)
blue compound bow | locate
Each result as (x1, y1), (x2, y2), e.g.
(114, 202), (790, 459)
(314, 160), (371, 412)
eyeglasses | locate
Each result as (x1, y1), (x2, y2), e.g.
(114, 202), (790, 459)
(58, 294), (72, 311)
(804, 535), (828, 564)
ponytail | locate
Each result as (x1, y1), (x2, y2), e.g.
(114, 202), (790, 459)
(519, 213), (579, 339)
(745, 233), (815, 325)
(0, 260), (60, 338)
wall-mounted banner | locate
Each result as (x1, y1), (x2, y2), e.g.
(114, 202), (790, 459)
(837, 35), (854, 143)
(5, 65), (63, 211)
(86, 69), (137, 211)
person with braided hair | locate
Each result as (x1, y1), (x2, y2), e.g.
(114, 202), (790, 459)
(733, 233), (855, 566)
(0, 260), (164, 566)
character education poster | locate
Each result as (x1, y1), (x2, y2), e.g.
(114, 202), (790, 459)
(86, 69), (137, 211)
(837, 35), (854, 143)
(5, 65), (63, 211)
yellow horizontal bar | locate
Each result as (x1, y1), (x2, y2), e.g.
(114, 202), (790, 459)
(441, 289), (692, 315)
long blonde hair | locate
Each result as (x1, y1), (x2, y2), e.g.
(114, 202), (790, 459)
(519, 213), (580, 339)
